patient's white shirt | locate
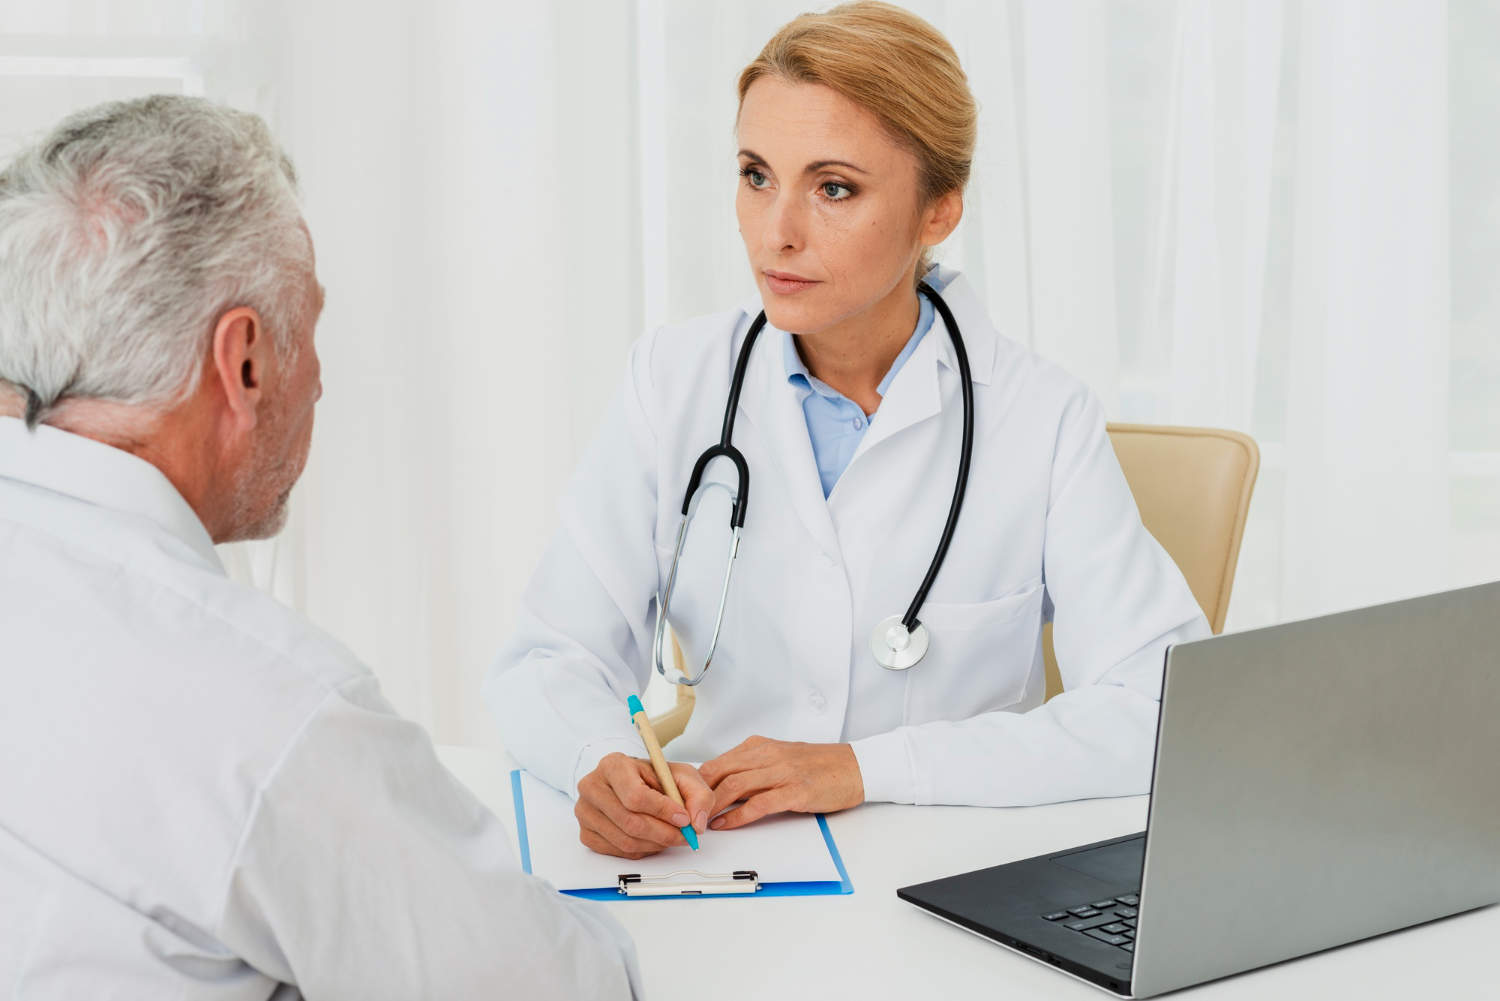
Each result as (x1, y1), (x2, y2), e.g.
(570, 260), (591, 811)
(0, 417), (639, 1000)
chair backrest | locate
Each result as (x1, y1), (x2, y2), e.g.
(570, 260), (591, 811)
(1042, 422), (1260, 699)
(651, 636), (696, 745)
(655, 422), (1261, 739)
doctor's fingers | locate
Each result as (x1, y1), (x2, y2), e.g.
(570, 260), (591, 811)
(593, 784), (694, 849)
(698, 736), (778, 787)
(573, 799), (671, 858)
(667, 762), (715, 833)
(608, 757), (702, 830)
(708, 767), (786, 819)
(709, 787), (797, 832)
(587, 753), (694, 830)
(602, 762), (709, 842)
(577, 757), (693, 847)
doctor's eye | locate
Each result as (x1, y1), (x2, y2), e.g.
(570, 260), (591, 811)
(819, 181), (854, 201)
(739, 165), (770, 189)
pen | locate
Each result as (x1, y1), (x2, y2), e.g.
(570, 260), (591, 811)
(626, 694), (700, 851)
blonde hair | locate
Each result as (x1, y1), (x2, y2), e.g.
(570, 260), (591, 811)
(738, 2), (976, 274)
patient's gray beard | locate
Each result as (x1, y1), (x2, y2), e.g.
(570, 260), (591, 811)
(241, 491), (292, 541)
(221, 408), (300, 543)
(223, 460), (294, 543)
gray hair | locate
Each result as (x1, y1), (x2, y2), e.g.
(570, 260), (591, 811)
(0, 94), (312, 429)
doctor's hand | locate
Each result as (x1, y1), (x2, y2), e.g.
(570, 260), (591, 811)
(575, 753), (714, 859)
(699, 737), (864, 831)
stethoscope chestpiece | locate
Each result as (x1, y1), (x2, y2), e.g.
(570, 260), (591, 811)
(870, 614), (930, 671)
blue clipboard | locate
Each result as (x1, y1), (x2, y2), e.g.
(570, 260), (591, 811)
(511, 769), (853, 900)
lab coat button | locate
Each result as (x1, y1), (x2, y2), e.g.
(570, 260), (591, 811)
(808, 689), (827, 712)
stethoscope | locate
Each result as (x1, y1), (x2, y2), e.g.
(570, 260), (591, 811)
(653, 281), (974, 686)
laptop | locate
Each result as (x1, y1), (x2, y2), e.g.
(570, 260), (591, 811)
(897, 580), (1500, 997)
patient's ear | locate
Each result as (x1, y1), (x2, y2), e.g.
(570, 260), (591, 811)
(210, 307), (269, 431)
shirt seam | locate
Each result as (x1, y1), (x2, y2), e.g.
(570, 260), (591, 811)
(209, 676), (370, 943)
(4, 513), (360, 689)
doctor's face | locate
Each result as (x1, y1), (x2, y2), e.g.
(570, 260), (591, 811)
(735, 76), (933, 337)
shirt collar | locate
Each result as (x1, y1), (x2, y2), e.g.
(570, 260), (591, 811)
(781, 330), (821, 399)
(0, 417), (223, 570)
(740, 263), (995, 389)
(779, 264), (948, 396)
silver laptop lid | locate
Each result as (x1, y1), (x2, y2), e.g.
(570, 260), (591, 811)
(1130, 580), (1500, 998)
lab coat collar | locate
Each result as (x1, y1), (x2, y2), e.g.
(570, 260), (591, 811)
(920, 265), (996, 387)
(0, 416), (223, 571)
(844, 268), (998, 464)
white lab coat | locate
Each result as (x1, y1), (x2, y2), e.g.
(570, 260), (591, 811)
(0, 418), (639, 1000)
(486, 267), (1209, 806)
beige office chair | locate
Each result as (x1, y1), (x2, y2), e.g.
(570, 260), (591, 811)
(650, 636), (696, 745)
(1042, 423), (1259, 699)
(651, 422), (1260, 742)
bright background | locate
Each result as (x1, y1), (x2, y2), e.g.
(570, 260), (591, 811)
(2, 1), (1496, 745)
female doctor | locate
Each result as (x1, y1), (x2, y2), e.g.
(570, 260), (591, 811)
(486, 1), (1208, 860)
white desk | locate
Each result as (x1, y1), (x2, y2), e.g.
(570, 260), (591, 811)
(438, 745), (1495, 1000)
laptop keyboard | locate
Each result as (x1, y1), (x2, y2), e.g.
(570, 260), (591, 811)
(1041, 894), (1140, 952)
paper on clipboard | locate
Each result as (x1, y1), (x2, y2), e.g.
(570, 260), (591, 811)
(511, 770), (852, 899)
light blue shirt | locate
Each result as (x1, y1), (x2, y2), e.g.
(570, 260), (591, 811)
(784, 287), (937, 498)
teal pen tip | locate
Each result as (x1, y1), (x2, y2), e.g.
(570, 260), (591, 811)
(626, 694), (645, 717)
(683, 825), (700, 851)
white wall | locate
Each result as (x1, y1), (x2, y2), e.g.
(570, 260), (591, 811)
(3, 0), (1497, 744)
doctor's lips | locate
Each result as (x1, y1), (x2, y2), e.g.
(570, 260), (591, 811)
(763, 269), (820, 295)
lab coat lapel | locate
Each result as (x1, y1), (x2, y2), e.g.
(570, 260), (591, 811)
(929, 271), (998, 389)
(849, 330), (943, 463)
(735, 313), (842, 558)
(847, 273), (997, 467)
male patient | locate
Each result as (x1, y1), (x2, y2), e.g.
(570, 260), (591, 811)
(0, 96), (638, 999)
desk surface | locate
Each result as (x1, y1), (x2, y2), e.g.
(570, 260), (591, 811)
(437, 745), (1495, 1000)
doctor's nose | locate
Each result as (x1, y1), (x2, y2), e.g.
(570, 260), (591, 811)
(762, 193), (806, 255)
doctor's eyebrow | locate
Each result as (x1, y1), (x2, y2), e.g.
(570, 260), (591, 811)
(737, 148), (870, 176)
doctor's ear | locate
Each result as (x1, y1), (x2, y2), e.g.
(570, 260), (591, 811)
(210, 306), (271, 430)
(918, 190), (964, 247)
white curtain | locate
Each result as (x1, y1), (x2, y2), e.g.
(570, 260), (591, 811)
(3, 0), (1496, 745)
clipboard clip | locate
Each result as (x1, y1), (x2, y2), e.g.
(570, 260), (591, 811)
(617, 869), (760, 896)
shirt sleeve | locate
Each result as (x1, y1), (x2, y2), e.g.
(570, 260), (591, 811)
(849, 387), (1210, 806)
(483, 333), (663, 796)
(215, 675), (641, 1000)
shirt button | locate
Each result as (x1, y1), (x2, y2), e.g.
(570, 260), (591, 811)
(808, 689), (828, 712)
(852, 415), (865, 430)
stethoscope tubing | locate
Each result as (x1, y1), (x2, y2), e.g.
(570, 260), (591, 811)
(679, 313), (769, 530)
(900, 281), (974, 633)
(660, 281), (973, 682)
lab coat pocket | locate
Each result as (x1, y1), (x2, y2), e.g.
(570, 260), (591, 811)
(905, 581), (1045, 724)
